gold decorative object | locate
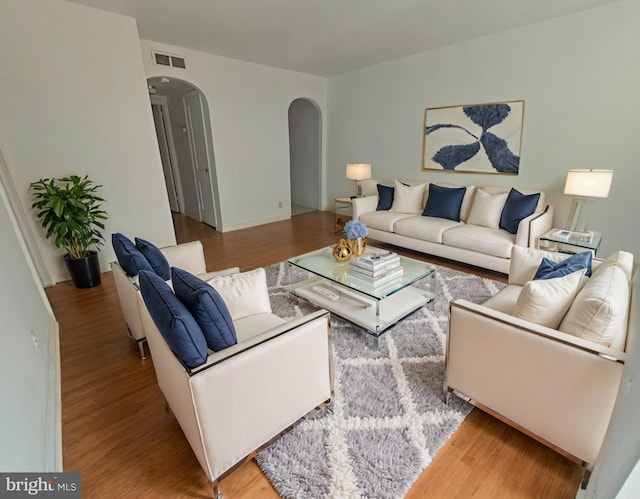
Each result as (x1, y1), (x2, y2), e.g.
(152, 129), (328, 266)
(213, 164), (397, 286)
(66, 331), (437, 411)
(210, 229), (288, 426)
(347, 237), (367, 257)
(332, 239), (352, 262)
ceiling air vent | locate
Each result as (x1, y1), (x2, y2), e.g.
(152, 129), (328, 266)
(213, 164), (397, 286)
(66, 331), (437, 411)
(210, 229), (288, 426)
(153, 51), (186, 69)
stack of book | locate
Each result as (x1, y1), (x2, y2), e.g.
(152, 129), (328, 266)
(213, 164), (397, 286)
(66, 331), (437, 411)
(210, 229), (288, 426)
(349, 251), (403, 287)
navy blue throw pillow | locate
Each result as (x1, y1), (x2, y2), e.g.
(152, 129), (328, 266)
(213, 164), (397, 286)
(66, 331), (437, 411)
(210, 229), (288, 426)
(135, 237), (171, 280)
(422, 184), (466, 221)
(534, 251), (593, 280)
(171, 267), (237, 352)
(376, 184), (395, 211)
(112, 233), (154, 277)
(499, 189), (540, 234)
(138, 270), (208, 369)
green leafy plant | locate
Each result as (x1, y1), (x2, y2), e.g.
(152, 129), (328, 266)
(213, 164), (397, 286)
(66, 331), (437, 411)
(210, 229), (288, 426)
(30, 175), (108, 260)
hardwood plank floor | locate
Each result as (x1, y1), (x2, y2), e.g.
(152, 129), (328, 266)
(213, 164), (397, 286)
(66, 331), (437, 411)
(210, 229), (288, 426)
(46, 211), (583, 498)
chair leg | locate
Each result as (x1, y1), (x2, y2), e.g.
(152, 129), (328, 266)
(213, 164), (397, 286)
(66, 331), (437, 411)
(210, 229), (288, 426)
(212, 480), (222, 499)
(137, 340), (146, 360)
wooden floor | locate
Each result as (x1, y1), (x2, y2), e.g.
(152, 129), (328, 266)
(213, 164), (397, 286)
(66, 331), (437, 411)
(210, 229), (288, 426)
(46, 211), (583, 498)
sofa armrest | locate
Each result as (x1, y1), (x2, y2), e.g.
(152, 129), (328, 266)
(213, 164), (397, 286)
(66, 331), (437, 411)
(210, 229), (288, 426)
(188, 309), (333, 480)
(198, 267), (240, 281)
(447, 298), (624, 464)
(161, 241), (207, 275)
(514, 204), (554, 247)
(352, 195), (378, 221)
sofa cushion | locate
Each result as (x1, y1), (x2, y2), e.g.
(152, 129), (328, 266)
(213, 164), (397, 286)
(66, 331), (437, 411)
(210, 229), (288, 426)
(534, 251), (593, 280)
(499, 188), (541, 234)
(112, 232), (154, 277)
(514, 269), (585, 329)
(138, 270), (208, 368)
(360, 210), (415, 232)
(394, 216), (463, 244)
(559, 265), (630, 348)
(443, 225), (515, 259)
(422, 184), (467, 222)
(376, 184), (394, 211)
(466, 189), (508, 229)
(135, 237), (171, 280)
(171, 267), (237, 352)
(391, 180), (425, 214)
(208, 268), (272, 321)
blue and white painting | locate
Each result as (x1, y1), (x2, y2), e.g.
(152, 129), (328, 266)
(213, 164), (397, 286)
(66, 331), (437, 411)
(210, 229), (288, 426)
(422, 100), (524, 174)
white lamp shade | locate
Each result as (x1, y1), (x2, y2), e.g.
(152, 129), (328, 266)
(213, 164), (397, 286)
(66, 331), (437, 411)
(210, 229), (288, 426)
(564, 169), (613, 198)
(346, 163), (372, 181)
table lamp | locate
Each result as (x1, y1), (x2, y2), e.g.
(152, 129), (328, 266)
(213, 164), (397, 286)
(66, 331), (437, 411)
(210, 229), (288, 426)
(346, 163), (372, 197)
(564, 169), (613, 233)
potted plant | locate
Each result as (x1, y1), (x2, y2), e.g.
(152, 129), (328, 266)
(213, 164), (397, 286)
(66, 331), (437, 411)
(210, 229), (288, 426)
(30, 175), (108, 288)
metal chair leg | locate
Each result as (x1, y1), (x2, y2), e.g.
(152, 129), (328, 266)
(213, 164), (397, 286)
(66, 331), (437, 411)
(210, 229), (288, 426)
(137, 340), (146, 360)
(212, 480), (222, 499)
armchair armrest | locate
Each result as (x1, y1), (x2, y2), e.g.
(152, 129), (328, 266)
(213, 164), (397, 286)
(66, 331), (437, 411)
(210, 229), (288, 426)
(199, 267), (240, 281)
(188, 309), (333, 480)
(514, 204), (554, 247)
(352, 195), (378, 221)
(447, 298), (624, 464)
(161, 241), (207, 275)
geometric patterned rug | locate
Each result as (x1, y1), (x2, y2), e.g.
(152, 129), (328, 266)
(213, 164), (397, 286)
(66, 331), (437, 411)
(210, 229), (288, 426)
(256, 262), (505, 498)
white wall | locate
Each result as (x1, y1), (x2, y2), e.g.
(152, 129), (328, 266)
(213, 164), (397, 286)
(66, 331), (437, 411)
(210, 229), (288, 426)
(0, 167), (60, 471)
(0, 0), (176, 283)
(141, 40), (328, 231)
(327, 0), (640, 258)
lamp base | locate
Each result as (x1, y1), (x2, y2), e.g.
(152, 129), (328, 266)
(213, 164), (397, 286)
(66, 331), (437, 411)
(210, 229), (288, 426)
(565, 197), (589, 232)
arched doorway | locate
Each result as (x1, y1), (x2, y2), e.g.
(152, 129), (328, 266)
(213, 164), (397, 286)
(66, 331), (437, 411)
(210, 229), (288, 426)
(288, 98), (321, 215)
(147, 77), (221, 229)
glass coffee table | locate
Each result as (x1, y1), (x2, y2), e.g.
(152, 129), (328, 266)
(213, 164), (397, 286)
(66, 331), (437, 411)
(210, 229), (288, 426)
(287, 245), (436, 336)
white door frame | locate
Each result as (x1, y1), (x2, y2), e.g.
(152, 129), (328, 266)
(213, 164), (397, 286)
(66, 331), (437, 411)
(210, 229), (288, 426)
(0, 142), (53, 286)
(150, 95), (185, 213)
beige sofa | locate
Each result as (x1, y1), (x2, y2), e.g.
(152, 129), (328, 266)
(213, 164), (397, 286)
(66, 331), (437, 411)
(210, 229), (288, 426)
(111, 240), (238, 358)
(446, 246), (635, 467)
(137, 268), (333, 497)
(352, 181), (553, 273)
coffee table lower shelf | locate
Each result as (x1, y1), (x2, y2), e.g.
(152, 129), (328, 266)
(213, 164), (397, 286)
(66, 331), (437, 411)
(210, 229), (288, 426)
(291, 277), (434, 336)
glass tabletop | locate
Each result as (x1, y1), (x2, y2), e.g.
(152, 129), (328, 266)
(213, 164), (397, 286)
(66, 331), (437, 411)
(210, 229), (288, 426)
(287, 245), (435, 300)
(539, 229), (602, 252)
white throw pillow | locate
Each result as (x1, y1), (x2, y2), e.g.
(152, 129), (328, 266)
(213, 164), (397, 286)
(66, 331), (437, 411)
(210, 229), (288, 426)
(559, 265), (630, 347)
(207, 267), (272, 321)
(513, 269), (585, 329)
(466, 189), (508, 228)
(391, 180), (426, 214)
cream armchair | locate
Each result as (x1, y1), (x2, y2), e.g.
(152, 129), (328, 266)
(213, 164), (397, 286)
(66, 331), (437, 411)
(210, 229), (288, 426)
(446, 246), (636, 468)
(111, 240), (238, 358)
(137, 268), (333, 498)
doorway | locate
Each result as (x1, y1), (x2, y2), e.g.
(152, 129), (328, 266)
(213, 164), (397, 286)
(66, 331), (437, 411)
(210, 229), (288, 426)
(288, 98), (321, 215)
(148, 77), (221, 229)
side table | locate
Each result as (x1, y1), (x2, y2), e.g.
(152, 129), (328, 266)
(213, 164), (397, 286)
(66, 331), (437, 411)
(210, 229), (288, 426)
(538, 229), (602, 256)
(334, 197), (353, 233)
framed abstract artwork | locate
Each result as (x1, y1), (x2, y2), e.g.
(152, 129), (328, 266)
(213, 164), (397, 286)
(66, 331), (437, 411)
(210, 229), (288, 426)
(422, 100), (525, 174)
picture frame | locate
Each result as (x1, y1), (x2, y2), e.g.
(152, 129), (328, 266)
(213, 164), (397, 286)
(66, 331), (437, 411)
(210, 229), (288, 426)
(422, 100), (525, 174)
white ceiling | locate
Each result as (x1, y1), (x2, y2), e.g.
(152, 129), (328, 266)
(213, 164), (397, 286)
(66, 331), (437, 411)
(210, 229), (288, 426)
(69, 0), (619, 76)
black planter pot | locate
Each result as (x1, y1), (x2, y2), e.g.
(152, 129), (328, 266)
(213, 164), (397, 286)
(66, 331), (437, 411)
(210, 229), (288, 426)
(64, 251), (101, 288)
